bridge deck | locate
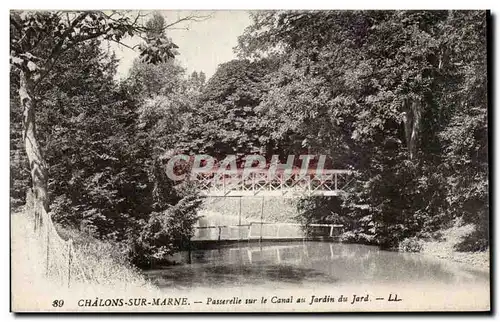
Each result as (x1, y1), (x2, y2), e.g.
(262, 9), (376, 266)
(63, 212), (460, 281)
(191, 222), (344, 242)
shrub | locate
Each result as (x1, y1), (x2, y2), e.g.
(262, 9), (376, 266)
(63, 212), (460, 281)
(339, 231), (357, 243)
(399, 237), (423, 253)
(454, 230), (489, 252)
(340, 231), (376, 245)
(129, 194), (202, 267)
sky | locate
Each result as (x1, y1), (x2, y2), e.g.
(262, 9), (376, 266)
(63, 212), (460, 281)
(111, 10), (252, 79)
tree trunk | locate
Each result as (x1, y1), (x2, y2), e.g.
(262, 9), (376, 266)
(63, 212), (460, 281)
(402, 99), (421, 160)
(19, 70), (50, 231)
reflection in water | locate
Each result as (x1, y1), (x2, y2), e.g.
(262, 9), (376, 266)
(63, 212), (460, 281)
(144, 242), (489, 290)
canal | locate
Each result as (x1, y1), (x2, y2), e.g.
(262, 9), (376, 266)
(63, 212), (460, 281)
(143, 241), (489, 290)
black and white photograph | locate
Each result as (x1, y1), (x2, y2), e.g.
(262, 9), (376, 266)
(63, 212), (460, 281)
(8, 9), (490, 312)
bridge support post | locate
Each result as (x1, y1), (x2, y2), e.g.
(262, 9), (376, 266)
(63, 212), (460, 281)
(187, 238), (192, 264)
(279, 174), (284, 196)
(238, 197), (242, 241)
(252, 173), (255, 195)
(260, 197), (264, 243)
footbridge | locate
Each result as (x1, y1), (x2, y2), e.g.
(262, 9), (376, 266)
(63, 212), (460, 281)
(190, 169), (354, 243)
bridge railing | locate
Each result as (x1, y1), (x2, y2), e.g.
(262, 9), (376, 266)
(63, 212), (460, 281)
(193, 169), (354, 197)
(191, 222), (344, 241)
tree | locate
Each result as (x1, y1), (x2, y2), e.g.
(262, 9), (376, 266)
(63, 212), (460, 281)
(181, 59), (276, 159)
(437, 11), (488, 250)
(236, 10), (488, 248)
(10, 10), (206, 230)
(31, 39), (159, 239)
(187, 71), (206, 93)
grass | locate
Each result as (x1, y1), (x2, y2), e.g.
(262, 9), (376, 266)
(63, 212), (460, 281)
(10, 208), (160, 311)
(420, 222), (489, 271)
(399, 219), (489, 271)
(54, 222), (151, 287)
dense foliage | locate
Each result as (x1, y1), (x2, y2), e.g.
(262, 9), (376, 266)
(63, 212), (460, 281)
(10, 12), (203, 266)
(236, 10), (488, 250)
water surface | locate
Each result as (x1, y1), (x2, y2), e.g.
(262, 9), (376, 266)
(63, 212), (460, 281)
(144, 241), (489, 290)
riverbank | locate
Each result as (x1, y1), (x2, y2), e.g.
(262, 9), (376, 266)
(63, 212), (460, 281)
(422, 247), (489, 271)
(400, 221), (489, 272)
(10, 210), (160, 311)
(419, 223), (489, 271)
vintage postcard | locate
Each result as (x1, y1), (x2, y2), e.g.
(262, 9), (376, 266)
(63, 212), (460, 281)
(10, 9), (490, 312)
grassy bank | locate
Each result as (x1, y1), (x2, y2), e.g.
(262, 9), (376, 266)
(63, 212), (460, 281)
(421, 226), (489, 271)
(399, 220), (489, 271)
(11, 209), (160, 311)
